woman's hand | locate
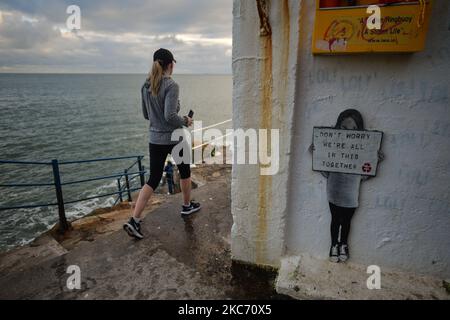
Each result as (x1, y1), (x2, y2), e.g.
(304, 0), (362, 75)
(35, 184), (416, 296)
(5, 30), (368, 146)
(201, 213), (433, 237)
(378, 150), (385, 162)
(184, 116), (193, 127)
(308, 143), (315, 153)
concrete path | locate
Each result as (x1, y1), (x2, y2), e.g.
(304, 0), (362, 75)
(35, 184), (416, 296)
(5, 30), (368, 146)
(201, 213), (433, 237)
(0, 165), (283, 300)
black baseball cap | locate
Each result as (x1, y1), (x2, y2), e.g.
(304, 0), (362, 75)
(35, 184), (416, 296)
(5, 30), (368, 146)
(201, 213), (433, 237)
(153, 48), (176, 66)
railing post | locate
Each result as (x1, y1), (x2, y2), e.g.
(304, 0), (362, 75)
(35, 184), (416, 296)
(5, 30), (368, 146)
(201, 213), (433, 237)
(51, 159), (69, 233)
(138, 157), (145, 187)
(117, 178), (123, 203)
(124, 169), (132, 202)
(142, 165), (146, 186)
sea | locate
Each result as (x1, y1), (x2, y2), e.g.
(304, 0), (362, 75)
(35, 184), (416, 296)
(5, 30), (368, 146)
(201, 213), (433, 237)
(0, 74), (232, 251)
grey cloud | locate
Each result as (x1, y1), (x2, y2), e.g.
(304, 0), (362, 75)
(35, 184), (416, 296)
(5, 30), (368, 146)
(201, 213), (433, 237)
(0, 11), (59, 49)
(0, 1), (232, 73)
(0, 1), (232, 37)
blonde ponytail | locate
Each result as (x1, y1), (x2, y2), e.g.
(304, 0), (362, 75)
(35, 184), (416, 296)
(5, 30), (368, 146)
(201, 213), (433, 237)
(149, 61), (163, 96)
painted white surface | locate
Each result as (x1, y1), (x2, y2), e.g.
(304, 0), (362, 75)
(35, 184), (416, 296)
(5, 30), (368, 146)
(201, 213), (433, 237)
(232, 0), (450, 279)
(276, 255), (449, 299)
(285, 0), (450, 278)
(231, 0), (300, 266)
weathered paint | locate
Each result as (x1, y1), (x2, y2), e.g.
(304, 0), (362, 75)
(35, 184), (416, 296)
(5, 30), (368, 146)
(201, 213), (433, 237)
(255, 0), (293, 265)
(280, 0), (290, 115)
(231, 0), (301, 267)
(256, 33), (273, 264)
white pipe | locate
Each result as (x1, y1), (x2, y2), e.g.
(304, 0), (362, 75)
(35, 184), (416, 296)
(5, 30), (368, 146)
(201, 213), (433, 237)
(191, 119), (232, 133)
(192, 132), (233, 150)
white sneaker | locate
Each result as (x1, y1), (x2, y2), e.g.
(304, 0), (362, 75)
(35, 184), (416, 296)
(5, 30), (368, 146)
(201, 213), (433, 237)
(339, 244), (349, 262)
(329, 244), (339, 263)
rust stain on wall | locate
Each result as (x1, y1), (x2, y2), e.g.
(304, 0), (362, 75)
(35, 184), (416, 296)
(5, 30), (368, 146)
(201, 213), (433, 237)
(256, 22), (273, 264)
(256, 0), (291, 264)
(298, 0), (308, 56)
(256, 36), (272, 264)
(280, 0), (290, 116)
(257, 0), (272, 36)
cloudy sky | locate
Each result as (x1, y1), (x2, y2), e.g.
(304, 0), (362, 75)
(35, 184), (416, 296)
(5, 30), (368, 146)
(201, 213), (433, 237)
(0, 0), (232, 74)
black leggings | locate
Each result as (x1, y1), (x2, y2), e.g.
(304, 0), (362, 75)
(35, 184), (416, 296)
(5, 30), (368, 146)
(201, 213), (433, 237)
(329, 203), (356, 246)
(146, 143), (191, 190)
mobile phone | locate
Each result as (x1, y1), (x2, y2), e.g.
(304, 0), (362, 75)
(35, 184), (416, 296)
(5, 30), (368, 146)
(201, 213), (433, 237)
(188, 110), (194, 118)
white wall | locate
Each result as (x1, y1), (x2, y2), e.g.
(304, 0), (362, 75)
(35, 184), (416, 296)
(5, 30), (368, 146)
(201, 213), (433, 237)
(231, 0), (301, 267)
(232, 0), (449, 279)
(285, 0), (450, 278)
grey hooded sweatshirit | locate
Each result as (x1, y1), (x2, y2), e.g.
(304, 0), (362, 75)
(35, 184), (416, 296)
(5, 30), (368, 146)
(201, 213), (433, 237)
(141, 76), (188, 145)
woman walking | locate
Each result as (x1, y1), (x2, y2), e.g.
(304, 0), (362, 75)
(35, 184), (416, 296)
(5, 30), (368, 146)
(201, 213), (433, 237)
(124, 48), (201, 240)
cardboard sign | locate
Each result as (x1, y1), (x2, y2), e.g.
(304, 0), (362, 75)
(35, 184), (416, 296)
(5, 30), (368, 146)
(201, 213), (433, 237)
(313, 127), (383, 176)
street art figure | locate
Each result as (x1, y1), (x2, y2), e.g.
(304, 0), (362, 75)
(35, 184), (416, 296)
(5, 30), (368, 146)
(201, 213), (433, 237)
(310, 109), (384, 263)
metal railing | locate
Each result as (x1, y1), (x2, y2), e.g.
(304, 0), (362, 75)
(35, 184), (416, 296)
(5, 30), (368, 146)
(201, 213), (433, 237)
(0, 119), (233, 235)
(0, 156), (147, 233)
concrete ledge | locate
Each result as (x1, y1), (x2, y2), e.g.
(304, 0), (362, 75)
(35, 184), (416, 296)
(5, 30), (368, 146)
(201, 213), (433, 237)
(276, 255), (450, 300)
(0, 234), (68, 274)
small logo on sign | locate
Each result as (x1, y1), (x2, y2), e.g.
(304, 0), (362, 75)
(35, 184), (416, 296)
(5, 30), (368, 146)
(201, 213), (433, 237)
(362, 163), (372, 173)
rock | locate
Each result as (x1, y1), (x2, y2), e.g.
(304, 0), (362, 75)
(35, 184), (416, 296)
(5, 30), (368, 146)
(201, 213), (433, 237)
(443, 280), (450, 294)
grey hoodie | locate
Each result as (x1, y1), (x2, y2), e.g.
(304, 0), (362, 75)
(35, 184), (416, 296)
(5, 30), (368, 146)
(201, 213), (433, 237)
(141, 76), (187, 145)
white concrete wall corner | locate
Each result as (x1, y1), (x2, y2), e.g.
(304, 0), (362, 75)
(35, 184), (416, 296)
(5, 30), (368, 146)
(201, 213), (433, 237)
(231, 0), (263, 265)
(231, 0), (301, 267)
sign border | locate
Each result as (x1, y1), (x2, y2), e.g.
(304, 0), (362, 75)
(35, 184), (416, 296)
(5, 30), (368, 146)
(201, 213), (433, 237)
(312, 126), (384, 177)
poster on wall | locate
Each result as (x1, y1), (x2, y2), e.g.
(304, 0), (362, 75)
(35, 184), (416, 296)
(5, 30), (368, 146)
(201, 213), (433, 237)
(312, 127), (383, 176)
(312, 0), (433, 54)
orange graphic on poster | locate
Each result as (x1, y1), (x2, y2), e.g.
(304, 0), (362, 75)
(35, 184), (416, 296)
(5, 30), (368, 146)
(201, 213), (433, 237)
(323, 20), (356, 51)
